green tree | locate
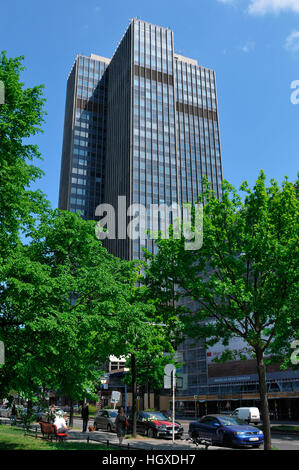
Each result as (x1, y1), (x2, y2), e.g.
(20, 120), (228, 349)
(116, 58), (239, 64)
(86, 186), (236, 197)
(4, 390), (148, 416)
(0, 51), (49, 257)
(143, 172), (299, 450)
(0, 209), (145, 415)
(0, 51), (49, 403)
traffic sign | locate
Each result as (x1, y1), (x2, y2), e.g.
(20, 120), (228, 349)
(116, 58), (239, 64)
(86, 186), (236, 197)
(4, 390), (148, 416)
(111, 391), (121, 403)
(164, 364), (176, 389)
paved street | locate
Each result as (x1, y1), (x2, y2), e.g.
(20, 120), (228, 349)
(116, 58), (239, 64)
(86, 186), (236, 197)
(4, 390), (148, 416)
(268, 433), (299, 451)
(69, 417), (299, 451)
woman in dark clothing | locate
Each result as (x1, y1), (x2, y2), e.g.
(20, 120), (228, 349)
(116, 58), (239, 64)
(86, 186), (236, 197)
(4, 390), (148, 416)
(11, 403), (17, 424)
(115, 407), (127, 445)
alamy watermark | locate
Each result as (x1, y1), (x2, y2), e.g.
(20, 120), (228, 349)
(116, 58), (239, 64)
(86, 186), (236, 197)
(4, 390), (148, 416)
(290, 80), (299, 105)
(95, 197), (203, 251)
(0, 80), (4, 105)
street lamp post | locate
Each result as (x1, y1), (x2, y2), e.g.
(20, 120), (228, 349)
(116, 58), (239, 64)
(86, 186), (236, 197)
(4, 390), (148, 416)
(172, 369), (175, 444)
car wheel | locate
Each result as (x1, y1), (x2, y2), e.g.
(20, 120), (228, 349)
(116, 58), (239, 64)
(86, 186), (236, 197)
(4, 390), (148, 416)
(147, 428), (156, 438)
(107, 424), (112, 433)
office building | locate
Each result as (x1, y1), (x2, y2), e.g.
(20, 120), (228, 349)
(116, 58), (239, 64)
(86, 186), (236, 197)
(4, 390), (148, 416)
(59, 19), (222, 259)
(59, 18), (222, 407)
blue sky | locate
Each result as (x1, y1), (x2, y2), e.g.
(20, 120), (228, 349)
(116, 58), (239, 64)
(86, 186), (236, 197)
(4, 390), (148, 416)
(0, 0), (298, 208)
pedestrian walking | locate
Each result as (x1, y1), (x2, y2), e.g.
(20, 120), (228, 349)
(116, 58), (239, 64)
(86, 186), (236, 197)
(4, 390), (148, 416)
(115, 406), (128, 445)
(81, 402), (89, 432)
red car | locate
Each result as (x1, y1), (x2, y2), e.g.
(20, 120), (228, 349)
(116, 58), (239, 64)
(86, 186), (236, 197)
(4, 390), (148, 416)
(128, 411), (184, 439)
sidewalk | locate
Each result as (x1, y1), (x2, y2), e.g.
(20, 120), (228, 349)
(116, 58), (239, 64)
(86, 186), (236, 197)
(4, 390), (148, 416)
(65, 428), (224, 450)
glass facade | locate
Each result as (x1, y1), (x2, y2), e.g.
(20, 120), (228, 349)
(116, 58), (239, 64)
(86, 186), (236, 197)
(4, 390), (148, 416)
(59, 20), (223, 261)
(131, 21), (177, 260)
(59, 54), (109, 220)
(174, 57), (223, 205)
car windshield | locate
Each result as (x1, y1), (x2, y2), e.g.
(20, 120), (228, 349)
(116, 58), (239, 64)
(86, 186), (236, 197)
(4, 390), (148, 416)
(144, 412), (169, 421)
(218, 416), (246, 426)
(108, 411), (118, 417)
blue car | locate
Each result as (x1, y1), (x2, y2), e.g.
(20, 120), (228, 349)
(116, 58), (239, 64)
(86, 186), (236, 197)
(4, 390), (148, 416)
(189, 414), (264, 448)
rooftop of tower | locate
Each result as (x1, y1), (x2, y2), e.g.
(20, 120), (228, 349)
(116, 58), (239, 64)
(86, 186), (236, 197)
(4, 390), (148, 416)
(68, 19), (215, 78)
(130, 17), (172, 31)
(90, 53), (110, 64)
(173, 53), (198, 66)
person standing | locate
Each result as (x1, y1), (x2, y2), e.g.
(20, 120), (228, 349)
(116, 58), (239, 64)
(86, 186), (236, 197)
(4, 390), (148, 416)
(81, 402), (89, 433)
(11, 403), (17, 424)
(115, 407), (127, 445)
(48, 404), (56, 423)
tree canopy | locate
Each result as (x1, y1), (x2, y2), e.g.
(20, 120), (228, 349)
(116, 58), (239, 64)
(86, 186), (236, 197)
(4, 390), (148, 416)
(0, 54), (175, 419)
(143, 172), (299, 449)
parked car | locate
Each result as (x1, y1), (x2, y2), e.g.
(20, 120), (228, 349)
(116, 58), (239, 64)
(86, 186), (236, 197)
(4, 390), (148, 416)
(60, 405), (70, 412)
(128, 411), (184, 439)
(230, 407), (260, 424)
(189, 414), (264, 448)
(94, 409), (118, 432)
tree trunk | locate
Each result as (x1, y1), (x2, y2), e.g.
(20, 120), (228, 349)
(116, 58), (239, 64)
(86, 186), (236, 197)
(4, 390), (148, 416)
(131, 353), (137, 438)
(69, 397), (74, 428)
(26, 398), (33, 430)
(27, 399), (33, 414)
(256, 347), (272, 450)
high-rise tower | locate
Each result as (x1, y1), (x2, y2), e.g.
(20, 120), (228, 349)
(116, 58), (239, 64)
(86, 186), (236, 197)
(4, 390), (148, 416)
(59, 19), (223, 400)
(59, 19), (222, 260)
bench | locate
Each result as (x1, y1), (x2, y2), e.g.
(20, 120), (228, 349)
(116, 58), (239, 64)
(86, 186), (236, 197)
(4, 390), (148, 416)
(39, 421), (68, 442)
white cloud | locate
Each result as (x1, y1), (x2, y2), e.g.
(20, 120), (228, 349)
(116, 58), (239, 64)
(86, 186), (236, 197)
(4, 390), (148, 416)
(248, 0), (299, 14)
(240, 41), (255, 52)
(216, 0), (299, 13)
(285, 30), (299, 51)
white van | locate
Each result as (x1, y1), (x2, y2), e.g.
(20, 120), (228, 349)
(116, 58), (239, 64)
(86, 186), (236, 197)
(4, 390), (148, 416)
(231, 407), (260, 424)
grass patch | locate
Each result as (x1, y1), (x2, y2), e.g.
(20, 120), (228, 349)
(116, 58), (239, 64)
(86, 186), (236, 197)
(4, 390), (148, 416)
(0, 425), (121, 450)
(124, 433), (148, 440)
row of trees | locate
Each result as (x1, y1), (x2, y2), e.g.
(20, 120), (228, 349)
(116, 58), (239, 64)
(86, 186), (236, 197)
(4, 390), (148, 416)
(0, 52), (175, 435)
(0, 52), (298, 449)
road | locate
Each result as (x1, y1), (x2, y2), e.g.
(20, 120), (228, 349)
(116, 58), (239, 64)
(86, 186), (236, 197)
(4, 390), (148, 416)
(70, 417), (299, 450)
